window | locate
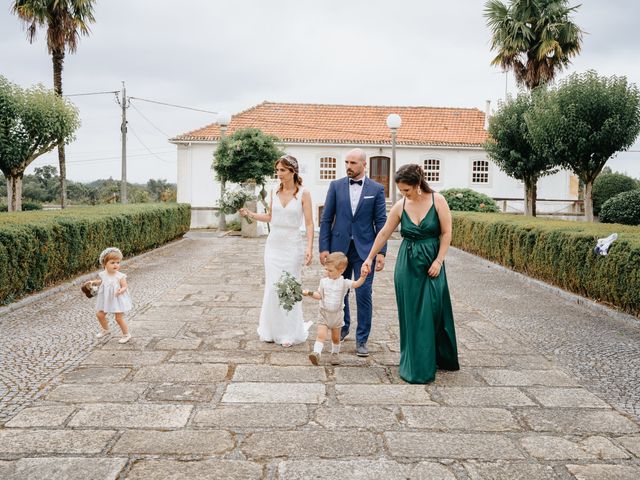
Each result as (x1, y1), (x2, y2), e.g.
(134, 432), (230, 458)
(423, 158), (440, 183)
(319, 156), (337, 180)
(471, 159), (490, 184)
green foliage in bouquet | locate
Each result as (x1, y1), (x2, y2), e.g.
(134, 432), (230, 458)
(218, 188), (256, 223)
(275, 271), (303, 312)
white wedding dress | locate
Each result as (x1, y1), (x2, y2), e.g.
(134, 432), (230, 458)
(257, 187), (309, 345)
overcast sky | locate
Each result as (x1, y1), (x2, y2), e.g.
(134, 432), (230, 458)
(1, 0), (639, 183)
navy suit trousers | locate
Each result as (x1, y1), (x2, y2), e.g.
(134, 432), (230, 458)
(342, 241), (376, 344)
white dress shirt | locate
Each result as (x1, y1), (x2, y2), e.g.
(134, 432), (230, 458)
(349, 177), (365, 215)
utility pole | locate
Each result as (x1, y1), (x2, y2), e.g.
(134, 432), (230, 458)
(118, 81), (129, 203)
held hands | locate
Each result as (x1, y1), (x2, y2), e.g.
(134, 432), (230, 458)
(361, 259), (373, 277)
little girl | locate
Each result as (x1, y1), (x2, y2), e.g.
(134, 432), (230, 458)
(302, 252), (368, 365)
(84, 247), (132, 343)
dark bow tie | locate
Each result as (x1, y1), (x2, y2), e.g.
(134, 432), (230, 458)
(349, 179), (363, 186)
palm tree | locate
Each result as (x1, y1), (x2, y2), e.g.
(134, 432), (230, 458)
(485, 0), (583, 90)
(12, 0), (96, 208)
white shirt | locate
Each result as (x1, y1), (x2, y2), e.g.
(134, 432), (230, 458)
(349, 177), (365, 215)
(319, 277), (353, 312)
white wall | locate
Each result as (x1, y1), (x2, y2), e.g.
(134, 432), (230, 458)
(175, 141), (577, 227)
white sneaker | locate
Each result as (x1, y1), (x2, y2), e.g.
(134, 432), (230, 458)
(118, 333), (132, 344)
(95, 329), (110, 339)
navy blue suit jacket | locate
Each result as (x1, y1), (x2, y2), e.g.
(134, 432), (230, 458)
(319, 177), (387, 260)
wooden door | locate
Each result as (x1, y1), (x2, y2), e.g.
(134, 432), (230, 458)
(369, 156), (390, 198)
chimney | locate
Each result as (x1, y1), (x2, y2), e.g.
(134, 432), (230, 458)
(484, 100), (491, 130)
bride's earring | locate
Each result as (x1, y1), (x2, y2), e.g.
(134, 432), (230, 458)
(417, 187), (422, 195)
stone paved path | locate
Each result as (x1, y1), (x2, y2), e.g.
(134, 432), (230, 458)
(1, 233), (640, 479)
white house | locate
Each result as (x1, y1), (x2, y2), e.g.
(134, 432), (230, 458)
(170, 101), (579, 228)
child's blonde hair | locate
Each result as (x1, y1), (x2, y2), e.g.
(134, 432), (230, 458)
(99, 247), (123, 267)
(325, 252), (348, 270)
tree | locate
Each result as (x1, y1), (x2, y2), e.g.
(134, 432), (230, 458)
(485, 0), (583, 90)
(485, 92), (557, 216)
(527, 71), (640, 221)
(0, 76), (79, 211)
(213, 127), (283, 211)
(12, 0), (96, 209)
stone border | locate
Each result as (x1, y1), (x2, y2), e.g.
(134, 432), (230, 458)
(452, 247), (640, 325)
(0, 237), (188, 319)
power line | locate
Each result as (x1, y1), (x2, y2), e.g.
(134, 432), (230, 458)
(130, 103), (169, 137)
(129, 96), (218, 114)
(128, 125), (175, 164)
(64, 90), (118, 97)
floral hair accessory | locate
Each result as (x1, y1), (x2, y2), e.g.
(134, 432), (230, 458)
(99, 247), (123, 266)
(279, 155), (299, 173)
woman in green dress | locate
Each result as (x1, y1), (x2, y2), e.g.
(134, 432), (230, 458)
(362, 164), (459, 383)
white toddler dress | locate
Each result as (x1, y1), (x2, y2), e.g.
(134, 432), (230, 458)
(95, 271), (133, 313)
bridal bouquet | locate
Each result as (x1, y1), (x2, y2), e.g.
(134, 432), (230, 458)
(275, 271), (303, 312)
(218, 188), (256, 223)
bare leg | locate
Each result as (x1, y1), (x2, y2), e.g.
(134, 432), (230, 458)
(309, 325), (329, 365)
(330, 327), (340, 345)
(316, 325), (328, 343)
(114, 313), (129, 335)
(96, 311), (109, 330)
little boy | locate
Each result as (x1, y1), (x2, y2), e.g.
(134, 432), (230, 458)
(302, 252), (368, 365)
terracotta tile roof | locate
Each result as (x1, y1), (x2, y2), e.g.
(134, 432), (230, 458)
(170, 101), (488, 147)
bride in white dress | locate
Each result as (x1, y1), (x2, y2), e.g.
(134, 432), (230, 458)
(240, 155), (314, 346)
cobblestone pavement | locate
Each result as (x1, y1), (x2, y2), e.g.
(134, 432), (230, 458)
(1, 233), (639, 479)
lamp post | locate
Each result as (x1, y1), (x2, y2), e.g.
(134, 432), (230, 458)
(386, 113), (402, 204)
(217, 111), (232, 231)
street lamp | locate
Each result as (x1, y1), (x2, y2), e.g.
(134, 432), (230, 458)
(386, 113), (402, 204)
(217, 111), (231, 231)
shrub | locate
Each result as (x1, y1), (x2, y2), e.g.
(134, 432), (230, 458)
(451, 212), (640, 316)
(592, 173), (639, 216)
(0, 203), (190, 304)
(0, 201), (42, 212)
(439, 188), (500, 213)
(599, 190), (640, 225)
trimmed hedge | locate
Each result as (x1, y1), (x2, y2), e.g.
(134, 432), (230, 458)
(0, 203), (190, 304)
(592, 173), (639, 216)
(451, 212), (640, 316)
(600, 190), (640, 226)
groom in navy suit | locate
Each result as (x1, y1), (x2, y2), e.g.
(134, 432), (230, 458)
(319, 148), (387, 357)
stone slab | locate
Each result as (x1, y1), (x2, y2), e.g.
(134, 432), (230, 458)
(518, 408), (640, 434)
(335, 384), (435, 405)
(169, 351), (265, 364)
(384, 432), (524, 460)
(271, 351), (369, 366)
(111, 429), (234, 455)
(233, 365), (327, 382)
(617, 435), (640, 457)
(521, 435), (630, 460)
(47, 383), (146, 403)
(459, 353), (554, 369)
(0, 429), (116, 454)
(130, 321), (185, 337)
(62, 367), (131, 383)
(435, 387), (536, 407)
(478, 369), (577, 387)
(8, 457), (127, 480)
(402, 406), (520, 432)
(5, 406), (75, 427)
(68, 403), (192, 428)
(192, 404), (309, 428)
(81, 350), (167, 366)
(333, 367), (388, 384)
(154, 337), (202, 350)
(132, 364), (228, 382)
(145, 383), (216, 402)
(526, 387), (611, 408)
(314, 405), (399, 429)
(223, 383), (325, 404)
(464, 461), (561, 480)
(125, 459), (263, 480)
(278, 459), (456, 480)
(242, 430), (378, 459)
(566, 464), (640, 480)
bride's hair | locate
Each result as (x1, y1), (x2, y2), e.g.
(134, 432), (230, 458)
(275, 155), (303, 197)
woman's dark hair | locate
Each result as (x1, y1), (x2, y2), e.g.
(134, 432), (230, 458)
(275, 155), (303, 197)
(394, 164), (432, 193)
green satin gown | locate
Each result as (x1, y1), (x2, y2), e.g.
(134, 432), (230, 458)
(394, 194), (460, 383)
